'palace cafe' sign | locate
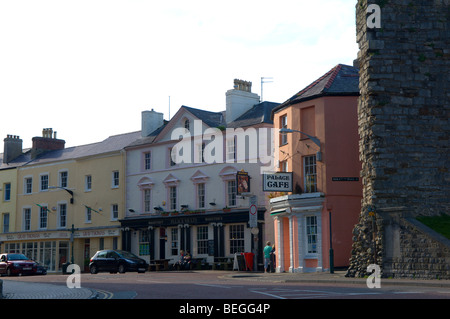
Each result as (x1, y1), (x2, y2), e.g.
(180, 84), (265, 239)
(262, 172), (293, 192)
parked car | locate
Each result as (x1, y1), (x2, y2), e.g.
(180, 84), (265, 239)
(89, 250), (148, 274)
(0, 253), (37, 276)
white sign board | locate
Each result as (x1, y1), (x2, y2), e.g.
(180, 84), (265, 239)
(262, 172), (293, 192)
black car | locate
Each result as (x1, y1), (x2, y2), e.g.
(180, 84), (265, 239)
(89, 250), (147, 274)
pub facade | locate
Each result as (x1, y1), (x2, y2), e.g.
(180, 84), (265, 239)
(121, 81), (279, 269)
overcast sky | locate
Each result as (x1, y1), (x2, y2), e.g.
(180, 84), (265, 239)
(0, 0), (358, 149)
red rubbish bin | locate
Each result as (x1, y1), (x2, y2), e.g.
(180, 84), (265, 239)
(241, 252), (254, 271)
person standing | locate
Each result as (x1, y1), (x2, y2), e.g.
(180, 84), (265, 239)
(263, 241), (272, 273)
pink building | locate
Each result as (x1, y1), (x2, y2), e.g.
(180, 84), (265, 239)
(270, 64), (362, 272)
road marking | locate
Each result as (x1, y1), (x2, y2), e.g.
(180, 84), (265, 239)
(249, 289), (286, 299)
(95, 289), (114, 299)
(195, 283), (233, 289)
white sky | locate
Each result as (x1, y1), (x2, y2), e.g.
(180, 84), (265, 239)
(0, 0), (358, 149)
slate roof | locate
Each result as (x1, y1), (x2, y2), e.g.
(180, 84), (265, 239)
(1, 131), (142, 168)
(272, 64), (359, 116)
(128, 101), (279, 148)
(227, 101), (280, 128)
(182, 106), (225, 128)
(1, 90), (280, 165)
(0, 150), (32, 170)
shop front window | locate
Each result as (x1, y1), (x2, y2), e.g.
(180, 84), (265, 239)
(39, 241), (56, 272)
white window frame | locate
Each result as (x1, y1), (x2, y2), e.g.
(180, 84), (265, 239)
(2, 213), (10, 233)
(23, 207), (32, 231)
(40, 173), (49, 192)
(197, 183), (205, 209)
(111, 204), (119, 221)
(196, 226), (209, 255)
(58, 202), (67, 229)
(85, 206), (92, 223)
(143, 152), (151, 170)
(226, 180), (237, 207)
(59, 170), (68, 188)
(3, 183), (11, 201)
(229, 224), (245, 254)
(112, 171), (119, 188)
(143, 189), (151, 213)
(85, 175), (92, 192)
(171, 227), (179, 256)
(24, 176), (33, 194)
(169, 186), (177, 211)
(280, 115), (288, 145)
(303, 155), (317, 193)
(38, 204), (48, 229)
(306, 215), (318, 254)
(226, 138), (236, 162)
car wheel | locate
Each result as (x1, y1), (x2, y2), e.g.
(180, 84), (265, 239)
(90, 265), (98, 274)
(118, 264), (126, 274)
(6, 268), (12, 276)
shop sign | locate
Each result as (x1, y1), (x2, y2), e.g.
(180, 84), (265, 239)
(236, 170), (250, 195)
(249, 195), (257, 228)
(332, 177), (359, 181)
(263, 172), (293, 192)
(0, 231), (70, 242)
(74, 228), (120, 238)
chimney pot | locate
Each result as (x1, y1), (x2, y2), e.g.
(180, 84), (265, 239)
(3, 134), (23, 163)
(226, 79), (260, 123)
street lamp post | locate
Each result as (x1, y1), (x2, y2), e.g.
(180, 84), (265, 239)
(329, 211), (334, 274)
(278, 128), (322, 161)
(49, 186), (76, 266)
(48, 186), (74, 204)
(70, 224), (78, 264)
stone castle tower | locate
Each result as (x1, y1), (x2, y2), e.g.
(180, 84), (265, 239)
(347, 0), (450, 278)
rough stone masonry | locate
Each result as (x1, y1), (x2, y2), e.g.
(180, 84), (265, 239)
(346, 0), (450, 279)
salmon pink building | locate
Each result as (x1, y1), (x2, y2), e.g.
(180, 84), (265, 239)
(270, 64), (362, 272)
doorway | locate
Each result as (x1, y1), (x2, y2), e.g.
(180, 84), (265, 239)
(159, 228), (166, 259)
(84, 239), (90, 272)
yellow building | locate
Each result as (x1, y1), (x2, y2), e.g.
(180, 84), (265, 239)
(0, 129), (140, 272)
(0, 135), (30, 241)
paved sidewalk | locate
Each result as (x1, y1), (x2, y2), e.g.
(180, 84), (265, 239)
(1, 280), (97, 299)
(224, 270), (450, 288)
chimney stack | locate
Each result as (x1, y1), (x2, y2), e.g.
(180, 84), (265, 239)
(31, 128), (65, 159)
(141, 109), (164, 137)
(3, 135), (23, 163)
(226, 79), (260, 124)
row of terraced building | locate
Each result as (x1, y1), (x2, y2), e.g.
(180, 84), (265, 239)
(0, 65), (362, 273)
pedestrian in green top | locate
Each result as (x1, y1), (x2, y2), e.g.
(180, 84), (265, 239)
(264, 241), (272, 273)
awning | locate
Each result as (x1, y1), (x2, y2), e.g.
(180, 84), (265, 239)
(270, 208), (287, 216)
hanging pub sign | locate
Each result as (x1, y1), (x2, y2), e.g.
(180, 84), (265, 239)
(263, 172), (293, 192)
(236, 170), (250, 195)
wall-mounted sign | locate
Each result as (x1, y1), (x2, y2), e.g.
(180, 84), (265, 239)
(332, 177), (359, 182)
(236, 170), (250, 195)
(263, 172), (293, 192)
(249, 195), (257, 228)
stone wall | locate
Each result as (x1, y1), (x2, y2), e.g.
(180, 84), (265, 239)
(347, 0), (450, 278)
(383, 217), (450, 279)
